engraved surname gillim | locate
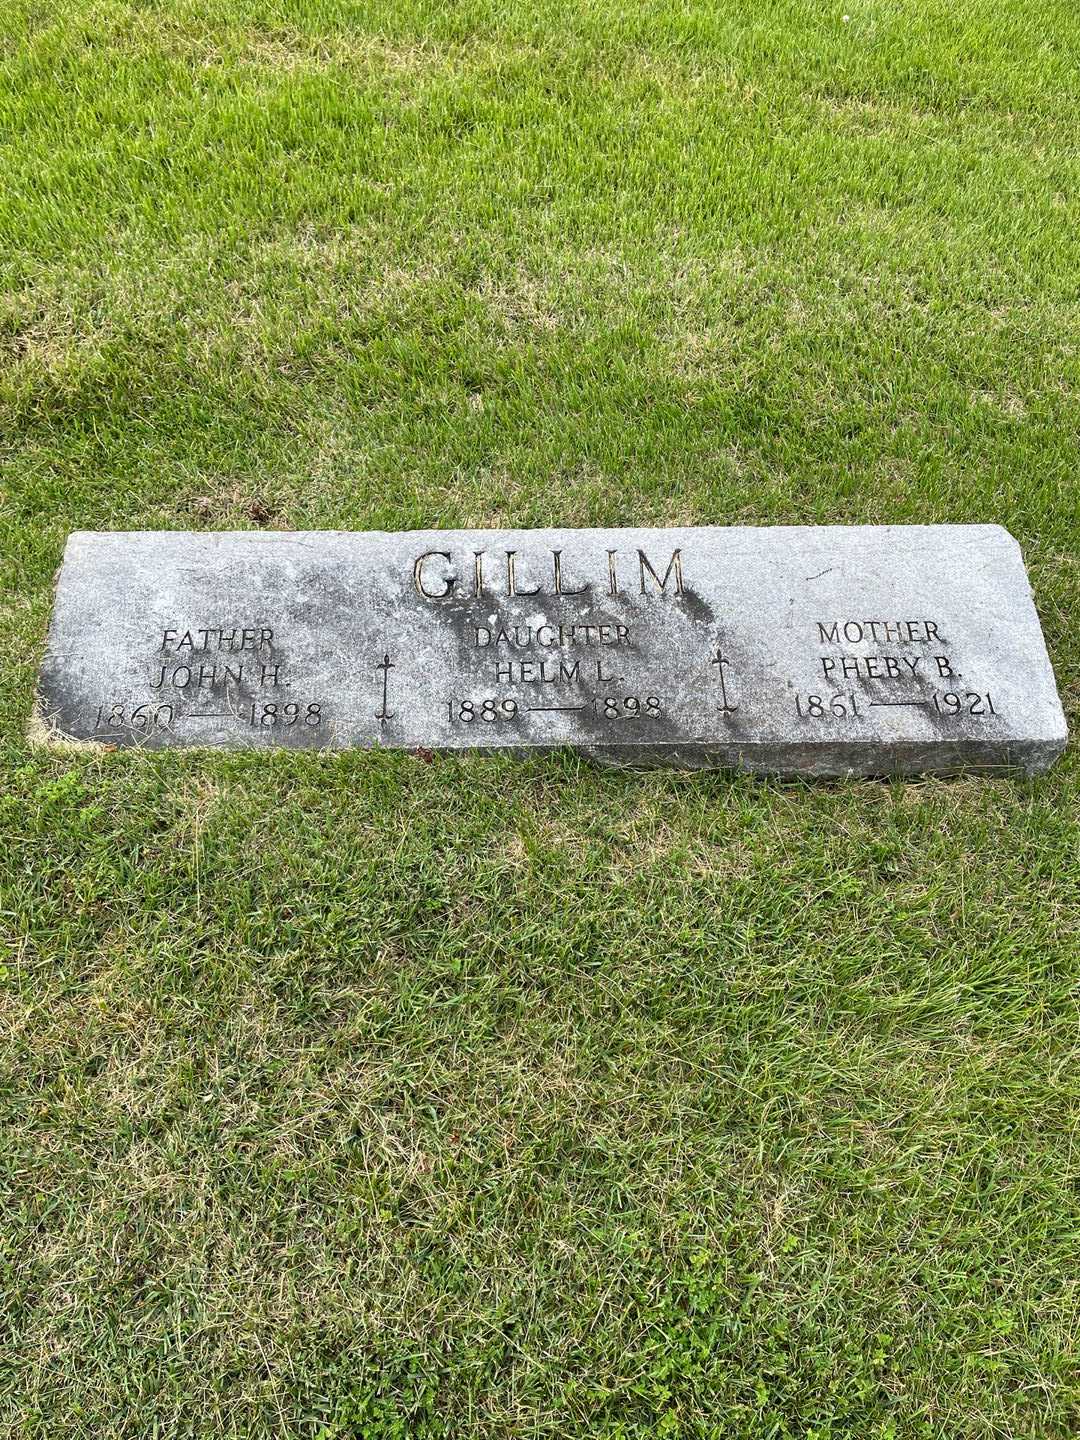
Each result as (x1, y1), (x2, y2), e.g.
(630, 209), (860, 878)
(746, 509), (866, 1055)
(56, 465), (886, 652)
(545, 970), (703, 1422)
(413, 548), (684, 599)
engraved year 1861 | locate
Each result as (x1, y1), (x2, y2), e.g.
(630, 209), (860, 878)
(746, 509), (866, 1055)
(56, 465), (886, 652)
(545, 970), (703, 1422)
(794, 692), (861, 719)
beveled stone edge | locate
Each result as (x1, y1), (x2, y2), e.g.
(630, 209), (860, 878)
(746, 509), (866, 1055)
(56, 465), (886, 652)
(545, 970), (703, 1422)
(29, 554), (116, 753)
(25, 716), (1068, 776)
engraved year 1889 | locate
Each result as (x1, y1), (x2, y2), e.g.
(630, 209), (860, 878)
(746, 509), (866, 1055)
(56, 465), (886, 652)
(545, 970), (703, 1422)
(446, 695), (663, 723)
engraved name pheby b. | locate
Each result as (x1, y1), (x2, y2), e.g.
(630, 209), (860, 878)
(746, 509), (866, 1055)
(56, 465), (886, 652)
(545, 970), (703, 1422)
(815, 618), (957, 680)
(412, 548), (684, 599)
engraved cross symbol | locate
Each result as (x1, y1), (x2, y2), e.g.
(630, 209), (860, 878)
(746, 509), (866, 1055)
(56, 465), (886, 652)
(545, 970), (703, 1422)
(375, 652), (395, 727)
(711, 645), (738, 715)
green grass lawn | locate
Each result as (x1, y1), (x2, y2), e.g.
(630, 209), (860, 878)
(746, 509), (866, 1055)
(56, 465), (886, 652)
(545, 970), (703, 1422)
(2, 0), (1079, 1434)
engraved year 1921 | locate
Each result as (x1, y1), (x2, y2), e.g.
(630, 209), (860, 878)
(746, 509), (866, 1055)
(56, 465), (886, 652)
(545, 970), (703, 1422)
(931, 691), (997, 716)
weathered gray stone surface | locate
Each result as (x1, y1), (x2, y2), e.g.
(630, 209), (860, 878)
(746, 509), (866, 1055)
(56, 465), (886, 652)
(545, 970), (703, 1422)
(35, 524), (1066, 775)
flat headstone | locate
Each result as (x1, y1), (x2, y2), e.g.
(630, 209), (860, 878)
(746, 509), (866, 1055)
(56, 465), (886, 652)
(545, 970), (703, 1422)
(35, 524), (1066, 776)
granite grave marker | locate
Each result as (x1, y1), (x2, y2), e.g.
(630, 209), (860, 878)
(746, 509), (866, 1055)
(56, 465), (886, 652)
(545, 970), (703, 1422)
(35, 524), (1067, 775)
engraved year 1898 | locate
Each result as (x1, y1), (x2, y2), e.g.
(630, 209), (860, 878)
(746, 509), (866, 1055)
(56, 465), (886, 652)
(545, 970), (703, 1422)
(247, 701), (324, 728)
(446, 695), (663, 723)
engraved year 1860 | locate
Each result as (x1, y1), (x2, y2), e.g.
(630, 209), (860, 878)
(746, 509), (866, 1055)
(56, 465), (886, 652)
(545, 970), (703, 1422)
(94, 701), (175, 733)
